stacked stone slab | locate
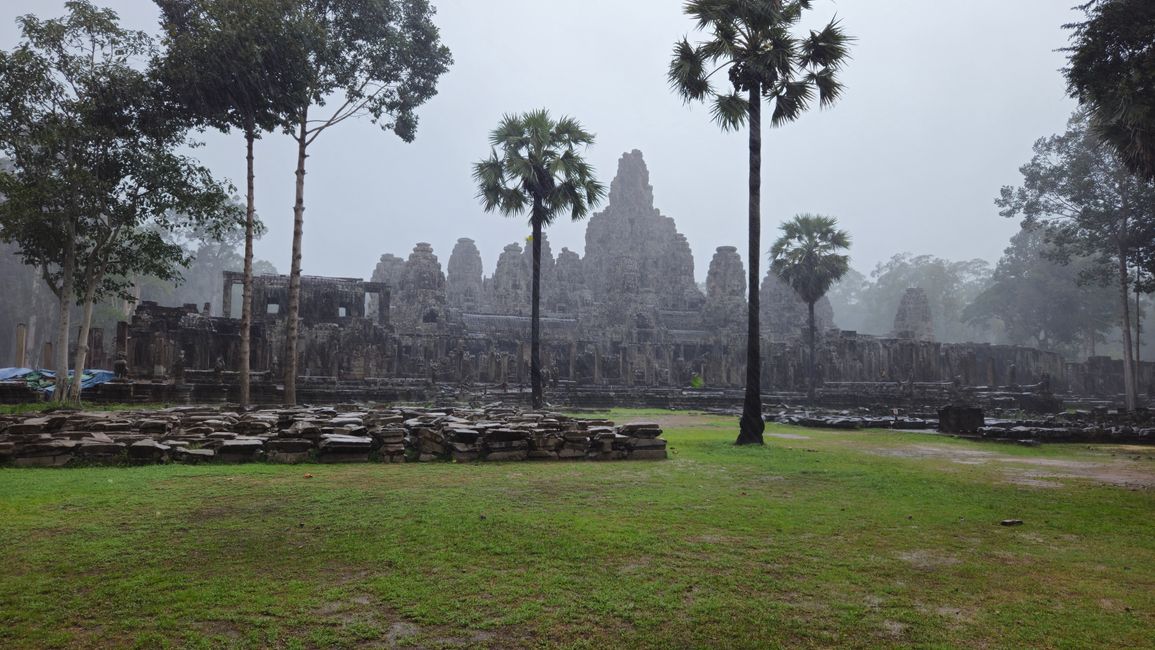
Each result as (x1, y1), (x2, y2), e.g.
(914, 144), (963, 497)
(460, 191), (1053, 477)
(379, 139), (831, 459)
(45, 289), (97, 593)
(0, 405), (668, 466)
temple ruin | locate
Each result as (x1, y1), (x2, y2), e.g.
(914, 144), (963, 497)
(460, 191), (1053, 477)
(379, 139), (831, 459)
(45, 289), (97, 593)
(34, 149), (1149, 407)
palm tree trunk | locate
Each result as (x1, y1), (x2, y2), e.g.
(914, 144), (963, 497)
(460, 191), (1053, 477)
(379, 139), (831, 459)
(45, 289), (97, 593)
(1118, 244), (1136, 410)
(807, 300), (817, 401)
(531, 201), (543, 410)
(240, 126), (256, 407)
(737, 84), (765, 445)
(284, 114), (308, 405)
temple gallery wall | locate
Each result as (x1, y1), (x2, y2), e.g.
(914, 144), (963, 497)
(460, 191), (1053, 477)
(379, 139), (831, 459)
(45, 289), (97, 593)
(113, 150), (1149, 400)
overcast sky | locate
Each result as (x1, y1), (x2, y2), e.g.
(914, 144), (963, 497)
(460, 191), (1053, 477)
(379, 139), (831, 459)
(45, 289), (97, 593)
(1, 1), (1079, 281)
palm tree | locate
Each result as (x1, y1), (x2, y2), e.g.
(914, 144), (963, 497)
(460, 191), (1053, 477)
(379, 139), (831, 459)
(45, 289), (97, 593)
(669, 0), (851, 445)
(473, 110), (605, 410)
(770, 214), (851, 400)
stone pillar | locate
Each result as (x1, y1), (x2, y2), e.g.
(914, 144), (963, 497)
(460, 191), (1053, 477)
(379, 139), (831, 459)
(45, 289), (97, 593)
(14, 323), (27, 368)
(222, 277), (233, 319)
(377, 289), (390, 325)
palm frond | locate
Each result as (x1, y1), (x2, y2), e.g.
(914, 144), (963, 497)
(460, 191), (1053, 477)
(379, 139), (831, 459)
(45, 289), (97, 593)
(770, 80), (813, 126)
(669, 38), (712, 101)
(711, 91), (748, 131)
(800, 19), (852, 70)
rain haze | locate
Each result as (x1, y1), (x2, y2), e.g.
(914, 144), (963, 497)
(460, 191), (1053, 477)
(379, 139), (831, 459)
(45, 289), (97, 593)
(0, 0), (1078, 280)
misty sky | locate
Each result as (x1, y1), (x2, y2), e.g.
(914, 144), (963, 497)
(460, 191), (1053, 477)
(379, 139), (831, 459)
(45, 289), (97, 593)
(1, 1), (1079, 282)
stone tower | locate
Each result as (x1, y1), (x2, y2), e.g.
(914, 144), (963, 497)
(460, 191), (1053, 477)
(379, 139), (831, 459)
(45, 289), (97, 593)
(396, 243), (447, 327)
(582, 150), (704, 312)
(892, 287), (934, 341)
(446, 238), (484, 312)
(488, 243), (530, 315)
(704, 246), (746, 331)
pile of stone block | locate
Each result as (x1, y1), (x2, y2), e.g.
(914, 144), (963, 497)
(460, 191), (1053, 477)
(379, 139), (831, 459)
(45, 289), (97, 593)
(0, 404), (668, 467)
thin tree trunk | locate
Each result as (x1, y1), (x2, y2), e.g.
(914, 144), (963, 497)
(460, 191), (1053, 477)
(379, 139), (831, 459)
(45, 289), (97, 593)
(53, 222), (76, 403)
(70, 262), (106, 402)
(737, 84), (765, 445)
(284, 115), (308, 405)
(531, 204), (543, 410)
(1135, 269), (1142, 397)
(1118, 246), (1137, 410)
(240, 126), (256, 407)
(807, 300), (817, 401)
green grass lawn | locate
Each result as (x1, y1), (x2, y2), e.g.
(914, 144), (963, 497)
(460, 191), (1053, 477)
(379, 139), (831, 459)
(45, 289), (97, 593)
(1, 410), (1152, 649)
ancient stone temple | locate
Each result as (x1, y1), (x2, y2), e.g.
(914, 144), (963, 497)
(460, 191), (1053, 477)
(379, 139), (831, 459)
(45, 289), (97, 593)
(111, 149), (1118, 404)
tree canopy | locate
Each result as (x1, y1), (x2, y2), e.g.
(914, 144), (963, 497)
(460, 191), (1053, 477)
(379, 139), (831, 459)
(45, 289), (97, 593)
(669, 0), (851, 130)
(474, 110), (605, 228)
(1066, 0), (1155, 180)
(0, 0), (242, 400)
(963, 226), (1116, 357)
(770, 214), (851, 306)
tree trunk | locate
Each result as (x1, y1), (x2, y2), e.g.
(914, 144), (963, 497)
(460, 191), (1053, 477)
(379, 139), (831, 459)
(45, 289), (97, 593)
(530, 202), (543, 410)
(52, 222), (76, 403)
(70, 263), (106, 402)
(240, 126), (256, 407)
(1135, 270), (1142, 396)
(737, 84), (765, 445)
(1118, 246), (1137, 410)
(284, 115), (308, 405)
(807, 300), (817, 401)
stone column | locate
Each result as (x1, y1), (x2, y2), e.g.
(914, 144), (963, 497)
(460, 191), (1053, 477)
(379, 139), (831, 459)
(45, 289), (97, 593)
(222, 276), (233, 319)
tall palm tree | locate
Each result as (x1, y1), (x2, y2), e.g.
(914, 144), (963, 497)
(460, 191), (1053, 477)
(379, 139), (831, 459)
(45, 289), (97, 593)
(771, 214), (851, 400)
(473, 110), (605, 410)
(670, 0), (851, 445)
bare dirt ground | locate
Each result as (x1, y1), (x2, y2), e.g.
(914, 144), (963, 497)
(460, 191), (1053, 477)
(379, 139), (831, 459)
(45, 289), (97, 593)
(868, 443), (1155, 489)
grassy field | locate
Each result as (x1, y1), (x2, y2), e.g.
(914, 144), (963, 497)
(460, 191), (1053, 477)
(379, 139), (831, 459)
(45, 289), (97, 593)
(1, 410), (1152, 649)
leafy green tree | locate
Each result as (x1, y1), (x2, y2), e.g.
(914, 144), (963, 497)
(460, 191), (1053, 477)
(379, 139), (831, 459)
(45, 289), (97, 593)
(770, 214), (850, 399)
(278, 0), (451, 405)
(1066, 0), (1155, 181)
(0, 1), (241, 402)
(998, 112), (1155, 409)
(156, 0), (308, 406)
(964, 226), (1116, 357)
(474, 110), (606, 409)
(669, 0), (851, 445)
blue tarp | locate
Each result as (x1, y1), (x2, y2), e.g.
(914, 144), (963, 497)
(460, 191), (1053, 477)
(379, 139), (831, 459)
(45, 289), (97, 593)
(0, 368), (33, 381)
(0, 368), (116, 394)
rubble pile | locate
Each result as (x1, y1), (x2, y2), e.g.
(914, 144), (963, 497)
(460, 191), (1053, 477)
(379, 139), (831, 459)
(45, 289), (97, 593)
(0, 405), (667, 467)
